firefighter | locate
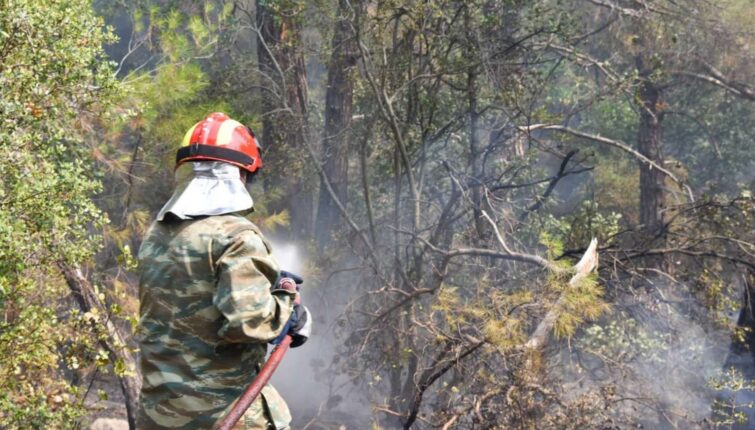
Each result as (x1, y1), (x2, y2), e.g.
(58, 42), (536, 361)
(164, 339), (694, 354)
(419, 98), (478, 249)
(137, 112), (311, 429)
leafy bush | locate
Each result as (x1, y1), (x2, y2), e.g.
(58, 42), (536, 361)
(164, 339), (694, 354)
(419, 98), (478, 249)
(0, 0), (120, 427)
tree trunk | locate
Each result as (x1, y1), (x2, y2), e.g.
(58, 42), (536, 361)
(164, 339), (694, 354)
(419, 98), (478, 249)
(636, 55), (666, 235)
(315, 0), (357, 249)
(724, 270), (755, 373)
(468, 69), (488, 242)
(718, 270), (755, 429)
(464, 8), (487, 243)
(255, 0), (312, 238)
(59, 263), (140, 430)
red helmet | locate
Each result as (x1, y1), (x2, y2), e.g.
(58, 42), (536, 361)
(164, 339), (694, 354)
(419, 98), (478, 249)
(176, 112), (262, 174)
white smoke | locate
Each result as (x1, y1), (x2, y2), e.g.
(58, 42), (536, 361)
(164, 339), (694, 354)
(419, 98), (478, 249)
(267, 239), (372, 428)
(270, 241), (304, 274)
(561, 275), (752, 429)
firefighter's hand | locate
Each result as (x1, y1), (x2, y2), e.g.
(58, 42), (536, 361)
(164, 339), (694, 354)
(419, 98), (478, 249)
(289, 304), (312, 348)
(273, 271), (304, 302)
(271, 270), (310, 346)
(277, 270), (303, 286)
(269, 304), (311, 347)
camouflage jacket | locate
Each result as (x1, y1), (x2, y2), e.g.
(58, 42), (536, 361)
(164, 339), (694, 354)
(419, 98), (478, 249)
(137, 214), (295, 429)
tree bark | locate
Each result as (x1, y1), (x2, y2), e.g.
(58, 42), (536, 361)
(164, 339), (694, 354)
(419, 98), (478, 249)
(718, 270), (755, 428)
(468, 69), (488, 242)
(59, 263), (140, 430)
(316, 0), (357, 249)
(636, 55), (666, 235)
(724, 270), (755, 374)
(464, 8), (487, 243)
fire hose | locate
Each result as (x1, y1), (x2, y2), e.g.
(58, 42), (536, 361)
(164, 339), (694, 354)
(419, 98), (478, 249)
(215, 277), (300, 430)
(214, 334), (293, 430)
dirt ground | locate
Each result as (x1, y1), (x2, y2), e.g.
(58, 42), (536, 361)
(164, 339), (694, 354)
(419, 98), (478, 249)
(83, 372), (128, 430)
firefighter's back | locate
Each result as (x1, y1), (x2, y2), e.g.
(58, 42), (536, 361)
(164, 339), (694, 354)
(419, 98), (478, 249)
(137, 214), (268, 429)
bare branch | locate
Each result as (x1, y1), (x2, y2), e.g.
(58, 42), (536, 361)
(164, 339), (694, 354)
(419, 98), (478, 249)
(517, 123), (695, 202)
(673, 70), (755, 101)
(519, 149), (582, 222)
(410, 230), (557, 271)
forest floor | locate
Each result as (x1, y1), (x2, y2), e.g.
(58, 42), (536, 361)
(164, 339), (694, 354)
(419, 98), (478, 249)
(84, 372), (128, 430)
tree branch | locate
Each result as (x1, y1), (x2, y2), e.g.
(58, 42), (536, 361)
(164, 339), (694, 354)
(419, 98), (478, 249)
(517, 123), (694, 202)
(59, 263), (139, 430)
(673, 70), (755, 101)
(519, 149), (580, 222)
(523, 238), (600, 351)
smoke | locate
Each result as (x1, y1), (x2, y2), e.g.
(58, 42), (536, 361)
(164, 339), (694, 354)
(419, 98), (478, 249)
(267, 239), (372, 428)
(561, 276), (755, 429)
(269, 241), (305, 275)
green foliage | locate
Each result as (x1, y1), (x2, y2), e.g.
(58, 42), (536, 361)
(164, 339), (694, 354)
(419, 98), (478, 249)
(431, 284), (531, 350)
(483, 289), (532, 350)
(540, 201), (623, 250)
(697, 268), (740, 326)
(0, 0), (121, 426)
(539, 231), (566, 261)
(592, 157), (639, 223)
(553, 273), (608, 339)
(0, 304), (85, 427)
(710, 367), (755, 428)
(579, 316), (669, 363)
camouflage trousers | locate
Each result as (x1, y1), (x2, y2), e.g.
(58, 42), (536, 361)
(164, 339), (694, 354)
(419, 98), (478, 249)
(230, 385), (292, 430)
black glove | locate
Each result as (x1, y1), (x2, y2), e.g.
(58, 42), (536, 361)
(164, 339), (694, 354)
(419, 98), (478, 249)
(289, 304), (311, 348)
(269, 303), (312, 347)
(270, 270), (310, 347)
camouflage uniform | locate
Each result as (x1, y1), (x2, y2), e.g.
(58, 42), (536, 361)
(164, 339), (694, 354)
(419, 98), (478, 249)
(137, 214), (295, 429)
